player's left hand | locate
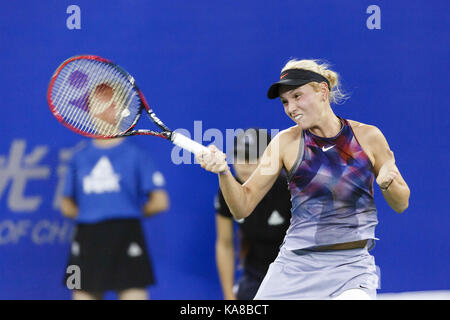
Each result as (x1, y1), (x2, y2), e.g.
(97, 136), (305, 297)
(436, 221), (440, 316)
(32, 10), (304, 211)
(376, 156), (399, 191)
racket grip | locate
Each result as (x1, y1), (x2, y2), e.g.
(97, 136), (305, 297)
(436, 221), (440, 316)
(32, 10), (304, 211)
(171, 132), (210, 155)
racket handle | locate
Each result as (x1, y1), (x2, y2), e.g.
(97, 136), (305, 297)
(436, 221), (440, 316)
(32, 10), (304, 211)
(171, 132), (210, 155)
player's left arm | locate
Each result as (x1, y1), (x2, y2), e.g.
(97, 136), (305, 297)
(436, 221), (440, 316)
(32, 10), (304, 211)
(60, 197), (79, 218)
(364, 126), (410, 213)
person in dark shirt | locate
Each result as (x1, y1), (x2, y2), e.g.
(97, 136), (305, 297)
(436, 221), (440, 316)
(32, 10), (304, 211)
(215, 128), (291, 300)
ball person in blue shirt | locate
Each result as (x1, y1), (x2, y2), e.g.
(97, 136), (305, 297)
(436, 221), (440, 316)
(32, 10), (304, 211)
(61, 137), (169, 300)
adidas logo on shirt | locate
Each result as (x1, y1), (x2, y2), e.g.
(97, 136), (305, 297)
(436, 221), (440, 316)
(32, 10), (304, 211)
(268, 210), (285, 226)
(83, 156), (121, 194)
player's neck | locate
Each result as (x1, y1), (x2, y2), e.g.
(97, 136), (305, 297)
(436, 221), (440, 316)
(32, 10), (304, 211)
(308, 113), (342, 138)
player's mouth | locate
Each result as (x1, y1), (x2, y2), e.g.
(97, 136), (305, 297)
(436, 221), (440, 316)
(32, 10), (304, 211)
(293, 114), (303, 121)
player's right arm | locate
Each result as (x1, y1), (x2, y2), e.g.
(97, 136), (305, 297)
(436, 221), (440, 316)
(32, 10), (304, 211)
(143, 190), (170, 216)
(198, 131), (286, 220)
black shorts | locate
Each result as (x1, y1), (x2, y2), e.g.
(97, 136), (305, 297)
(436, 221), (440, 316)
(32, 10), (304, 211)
(63, 218), (155, 292)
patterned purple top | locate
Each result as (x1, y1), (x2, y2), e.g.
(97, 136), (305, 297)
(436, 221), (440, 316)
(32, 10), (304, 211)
(283, 117), (379, 250)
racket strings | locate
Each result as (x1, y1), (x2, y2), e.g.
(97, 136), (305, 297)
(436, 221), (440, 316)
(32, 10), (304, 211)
(49, 58), (142, 137)
(54, 61), (110, 133)
(59, 62), (106, 124)
(79, 62), (125, 136)
(61, 63), (103, 132)
(71, 62), (115, 133)
(89, 65), (130, 135)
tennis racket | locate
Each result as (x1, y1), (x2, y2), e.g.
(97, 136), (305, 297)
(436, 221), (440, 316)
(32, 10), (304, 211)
(47, 55), (209, 155)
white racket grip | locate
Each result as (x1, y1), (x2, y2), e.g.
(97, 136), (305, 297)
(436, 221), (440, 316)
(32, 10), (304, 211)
(171, 132), (210, 156)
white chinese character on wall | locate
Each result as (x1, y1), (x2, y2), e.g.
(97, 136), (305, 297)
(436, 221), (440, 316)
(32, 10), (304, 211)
(0, 140), (50, 212)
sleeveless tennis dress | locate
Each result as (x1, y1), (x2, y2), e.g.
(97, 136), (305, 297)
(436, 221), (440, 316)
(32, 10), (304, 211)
(254, 117), (380, 299)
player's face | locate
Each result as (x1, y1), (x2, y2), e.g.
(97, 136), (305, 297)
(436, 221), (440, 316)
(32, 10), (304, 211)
(233, 160), (259, 182)
(279, 84), (323, 129)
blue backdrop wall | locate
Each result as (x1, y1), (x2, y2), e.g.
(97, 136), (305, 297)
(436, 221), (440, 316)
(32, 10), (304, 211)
(0, 0), (448, 299)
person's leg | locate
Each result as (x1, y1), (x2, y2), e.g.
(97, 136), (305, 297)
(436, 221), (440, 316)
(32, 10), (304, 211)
(73, 290), (103, 300)
(117, 288), (149, 300)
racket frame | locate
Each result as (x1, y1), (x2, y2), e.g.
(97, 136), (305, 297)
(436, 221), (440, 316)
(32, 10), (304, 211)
(47, 55), (171, 140)
(48, 55), (210, 156)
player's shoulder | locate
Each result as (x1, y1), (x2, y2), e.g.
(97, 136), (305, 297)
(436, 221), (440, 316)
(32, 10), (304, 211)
(273, 125), (301, 144)
(347, 119), (384, 141)
(347, 119), (389, 161)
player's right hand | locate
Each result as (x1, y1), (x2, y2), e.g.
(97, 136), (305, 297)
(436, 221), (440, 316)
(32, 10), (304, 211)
(196, 145), (230, 174)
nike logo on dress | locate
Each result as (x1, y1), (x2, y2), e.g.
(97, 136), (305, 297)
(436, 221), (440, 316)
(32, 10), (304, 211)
(322, 145), (335, 152)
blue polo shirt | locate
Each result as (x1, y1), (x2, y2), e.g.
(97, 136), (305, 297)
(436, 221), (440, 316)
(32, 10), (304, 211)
(63, 140), (165, 223)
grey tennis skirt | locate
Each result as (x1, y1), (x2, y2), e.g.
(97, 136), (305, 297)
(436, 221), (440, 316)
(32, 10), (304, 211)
(254, 245), (380, 300)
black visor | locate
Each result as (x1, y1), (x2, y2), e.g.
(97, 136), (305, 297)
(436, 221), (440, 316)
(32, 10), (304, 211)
(267, 69), (330, 99)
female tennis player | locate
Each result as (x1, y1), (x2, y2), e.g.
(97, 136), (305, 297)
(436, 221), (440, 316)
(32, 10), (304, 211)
(197, 59), (410, 299)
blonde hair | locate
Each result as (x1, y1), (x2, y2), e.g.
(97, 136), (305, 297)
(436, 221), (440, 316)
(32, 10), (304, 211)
(281, 59), (348, 105)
